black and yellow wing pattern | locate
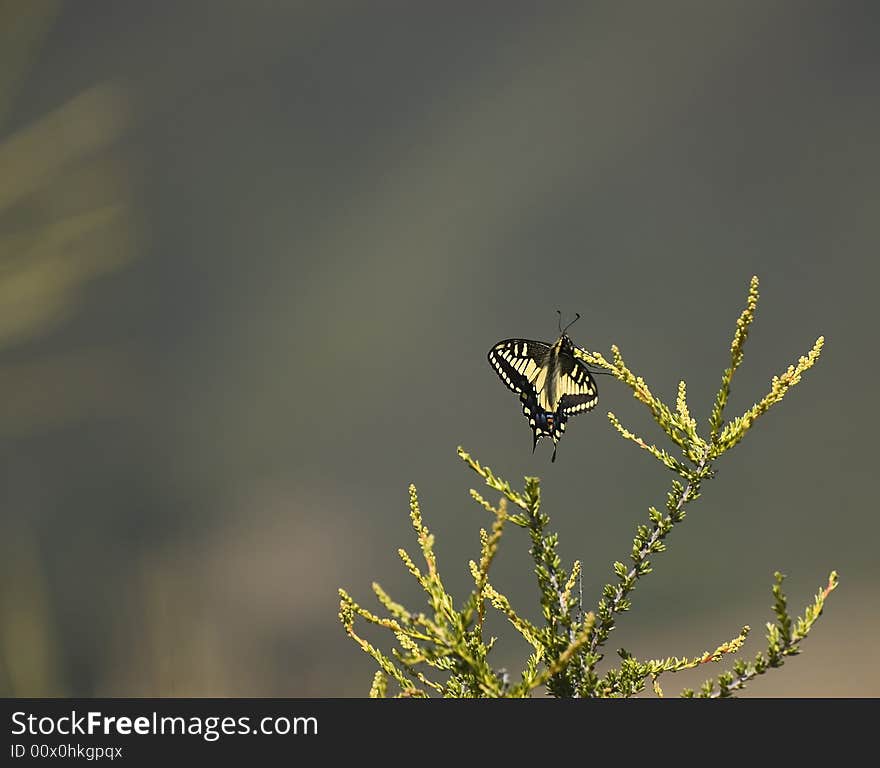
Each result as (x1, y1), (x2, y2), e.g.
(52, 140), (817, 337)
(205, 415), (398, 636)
(488, 332), (598, 462)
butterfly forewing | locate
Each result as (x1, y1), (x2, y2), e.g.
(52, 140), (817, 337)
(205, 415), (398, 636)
(488, 339), (551, 395)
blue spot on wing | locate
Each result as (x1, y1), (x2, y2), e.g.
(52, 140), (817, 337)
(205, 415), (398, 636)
(520, 390), (567, 454)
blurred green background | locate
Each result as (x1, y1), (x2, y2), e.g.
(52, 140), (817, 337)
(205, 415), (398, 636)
(1, 1), (877, 697)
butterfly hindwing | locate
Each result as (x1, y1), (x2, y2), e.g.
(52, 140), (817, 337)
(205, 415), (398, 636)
(520, 388), (566, 444)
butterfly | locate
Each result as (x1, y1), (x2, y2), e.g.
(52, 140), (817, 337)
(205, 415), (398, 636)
(488, 313), (598, 462)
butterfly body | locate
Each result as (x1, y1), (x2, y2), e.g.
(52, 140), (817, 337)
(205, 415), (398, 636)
(488, 332), (598, 462)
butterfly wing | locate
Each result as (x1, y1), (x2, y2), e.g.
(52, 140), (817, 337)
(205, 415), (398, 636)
(488, 339), (562, 456)
(487, 339), (551, 395)
(556, 351), (599, 419)
(518, 387), (558, 447)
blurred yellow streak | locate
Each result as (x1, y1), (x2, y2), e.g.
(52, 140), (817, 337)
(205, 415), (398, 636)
(0, 85), (126, 212)
(0, 204), (128, 343)
(0, 529), (63, 696)
(0, 83), (133, 350)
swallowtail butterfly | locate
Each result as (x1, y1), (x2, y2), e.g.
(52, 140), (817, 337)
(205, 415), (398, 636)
(488, 314), (598, 462)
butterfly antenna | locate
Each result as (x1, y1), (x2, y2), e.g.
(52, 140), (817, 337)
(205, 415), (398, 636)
(556, 309), (563, 334)
(562, 312), (581, 334)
